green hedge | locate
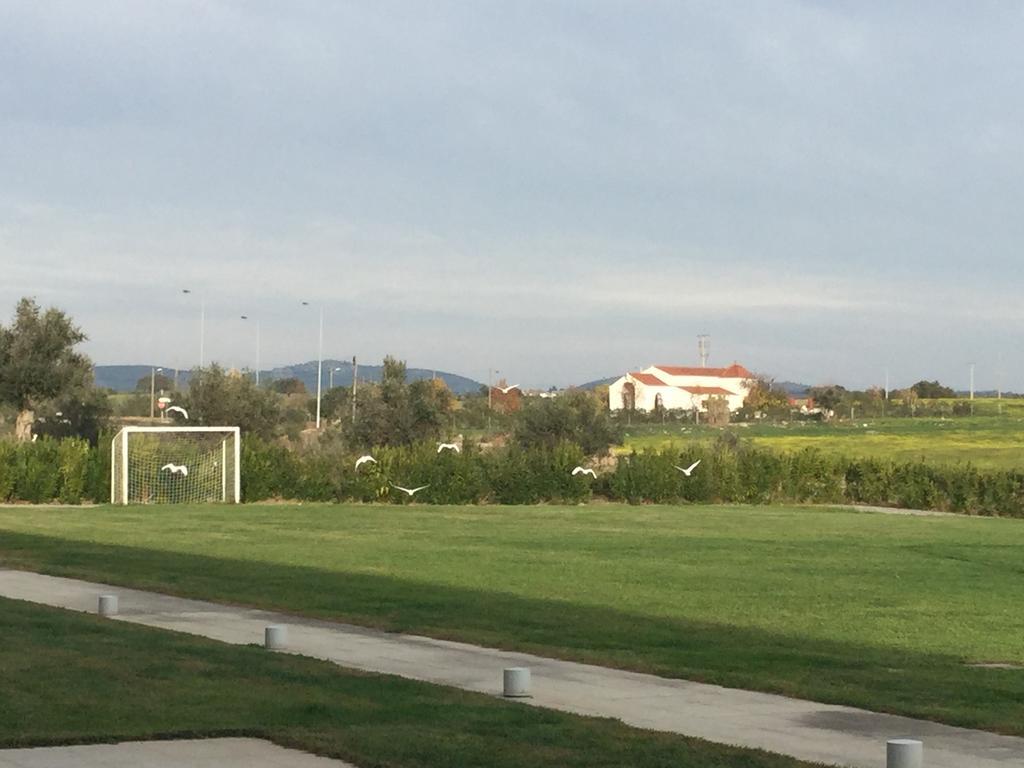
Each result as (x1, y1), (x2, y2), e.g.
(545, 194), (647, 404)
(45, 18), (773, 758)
(0, 438), (100, 504)
(2, 435), (1024, 516)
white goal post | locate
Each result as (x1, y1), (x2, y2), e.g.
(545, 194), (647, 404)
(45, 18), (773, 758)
(111, 427), (241, 505)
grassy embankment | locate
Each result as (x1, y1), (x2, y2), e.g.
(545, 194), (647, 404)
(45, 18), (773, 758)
(1, 503), (1022, 734)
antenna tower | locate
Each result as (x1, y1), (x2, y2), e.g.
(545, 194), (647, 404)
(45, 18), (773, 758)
(697, 334), (710, 368)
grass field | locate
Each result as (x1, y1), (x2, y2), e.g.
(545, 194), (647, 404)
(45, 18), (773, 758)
(1, 503), (1023, 734)
(2, 599), (816, 768)
(621, 414), (1024, 470)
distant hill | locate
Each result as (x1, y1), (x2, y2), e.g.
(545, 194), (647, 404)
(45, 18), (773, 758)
(94, 361), (483, 395)
(578, 375), (618, 391)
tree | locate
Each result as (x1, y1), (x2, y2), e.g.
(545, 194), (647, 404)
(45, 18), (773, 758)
(807, 385), (847, 418)
(911, 380), (955, 399)
(33, 385), (112, 445)
(345, 356), (455, 447)
(741, 377), (790, 417)
(184, 364), (284, 440)
(0, 298), (92, 441)
(270, 377), (307, 395)
(135, 372), (174, 392)
(513, 389), (622, 455)
(704, 395), (731, 426)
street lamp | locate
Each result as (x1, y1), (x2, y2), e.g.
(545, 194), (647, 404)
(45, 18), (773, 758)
(182, 289), (205, 368)
(240, 315), (261, 385)
(302, 301), (324, 429)
(150, 367), (163, 419)
(488, 368), (499, 432)
(330, 366), (342, 389)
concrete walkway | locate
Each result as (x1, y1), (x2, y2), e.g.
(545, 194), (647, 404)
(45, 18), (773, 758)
(2, 569), (1023, 768)
(0, 738), (352, 767)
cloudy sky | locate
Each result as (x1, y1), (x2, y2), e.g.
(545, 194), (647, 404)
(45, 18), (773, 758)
(2, 2), (1022, 389)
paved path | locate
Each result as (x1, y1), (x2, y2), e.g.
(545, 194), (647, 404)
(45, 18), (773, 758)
(0, 738), (352, 767)
(3, 569), (1023, 768)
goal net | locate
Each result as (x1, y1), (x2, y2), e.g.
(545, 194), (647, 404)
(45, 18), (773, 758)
(111, 427), (241, 505)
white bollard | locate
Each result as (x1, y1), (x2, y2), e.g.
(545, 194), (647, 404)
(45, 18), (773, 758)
(503, 667), (531, 698)
(264, 625), (288, 650)
(97, 594), (118, 616)
(887, 739), (923, 768)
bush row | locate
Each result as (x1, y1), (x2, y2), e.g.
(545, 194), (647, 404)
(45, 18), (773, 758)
(0, 438), (107, 504)
(2, 435), (1024, 517)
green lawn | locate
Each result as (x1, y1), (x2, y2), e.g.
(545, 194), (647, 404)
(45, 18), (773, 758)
(1, 598), (816, 768)
(621, 415), (1024, 470)
(1, 503), (1023, 734)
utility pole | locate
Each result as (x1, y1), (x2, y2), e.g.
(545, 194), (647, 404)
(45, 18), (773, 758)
(698, 334), (710, 368)
(884, 367), (889, 417)
(488, 368), (499, 432)
(149, 367), (162, 419)
(351, 356), (358, 424)
(316, 306), (324, 429)
(969, 363), (975, 416)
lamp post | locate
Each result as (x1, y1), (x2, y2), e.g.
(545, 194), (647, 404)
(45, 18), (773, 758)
(488, 368), (499, 432)
(330, 366), (342, 389)
(182, 289), (205, 368)
(302, 302), (324, 429)
(240, 316), (261, 385)
(351, 355), (358, 424)
(149, 367), (163, 419)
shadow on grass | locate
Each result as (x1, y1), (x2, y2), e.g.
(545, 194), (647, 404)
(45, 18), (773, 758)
(2, 598), (820, 768)
(1, 531), (1022, 735)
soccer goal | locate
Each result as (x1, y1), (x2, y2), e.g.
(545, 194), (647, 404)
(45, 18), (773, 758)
(111, 427), (241, 505)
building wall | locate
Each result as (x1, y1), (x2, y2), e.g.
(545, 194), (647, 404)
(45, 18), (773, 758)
(608, 371), (751, 412)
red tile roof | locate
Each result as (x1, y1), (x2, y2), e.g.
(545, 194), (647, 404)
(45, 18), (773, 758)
(628, 371), (669, 386)
(680, 386), (736, 396)
(654, 364), (753, 379)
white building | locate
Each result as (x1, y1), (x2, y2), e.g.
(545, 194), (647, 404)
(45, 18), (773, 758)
(608, 364), (754, 413)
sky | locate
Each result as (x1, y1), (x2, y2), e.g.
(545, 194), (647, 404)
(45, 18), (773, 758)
(2, 1), (1023, 390)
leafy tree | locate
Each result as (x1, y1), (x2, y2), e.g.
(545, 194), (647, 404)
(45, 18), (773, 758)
(33, 385), (112, 445)
(345, 356), (454, 447)
(704, 395), (731, 426)
(808, 385), (847, 418)
(0, 298), (92, 441)
(513, 389), (622, 456)
(134, 372), (174, 392)
(270, 377), (307, 395)
(184, 364), (284, 440)
(911, 380), (955, 399)
(321, 385), (351, 422)
(741, 377), (790, 416)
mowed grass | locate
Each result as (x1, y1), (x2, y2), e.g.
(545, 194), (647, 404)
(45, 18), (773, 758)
(1, 598), (818, 768)
(621, 414), (1024, 470)
(1, 503), (1023, 733)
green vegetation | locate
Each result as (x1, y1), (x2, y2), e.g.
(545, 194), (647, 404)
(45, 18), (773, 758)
(621, 414), (1024, 471)
(2, 503), (1023, 734)
(1, 598), (814, 767)
(0, 298), (93, 441)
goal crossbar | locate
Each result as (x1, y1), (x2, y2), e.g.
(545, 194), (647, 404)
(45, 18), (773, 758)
(111, 426), (241, 505)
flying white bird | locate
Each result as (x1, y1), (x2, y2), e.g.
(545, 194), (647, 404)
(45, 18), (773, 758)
(31, 434), (38, 443)
(166, 406), (189, 420)
(674, 460), (701, 476)
(496, 384), (519, 394)
(390, 483), (430, 497)
(160, 463), (189, 477)
(571, 466), (597, 478)
(354, 455), (377, 469)
(437, 443), (460, 453)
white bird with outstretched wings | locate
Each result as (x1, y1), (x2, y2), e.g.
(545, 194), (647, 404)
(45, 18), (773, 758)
(390, 483), (429, 497)
(161, 463), (189, 477)
(166, 406), (189, 420)
(437, 443), (460, 453)
(571, 466), (596, 478)
(355, 455), (377, 469)
(674, 460), (701, 476)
